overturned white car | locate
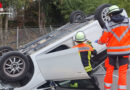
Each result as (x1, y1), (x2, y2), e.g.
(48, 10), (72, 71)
(0, 4), (128, 90)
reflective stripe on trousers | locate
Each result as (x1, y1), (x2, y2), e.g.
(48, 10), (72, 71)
(118, 85), (127, 90)
(104, 83), (112, 90)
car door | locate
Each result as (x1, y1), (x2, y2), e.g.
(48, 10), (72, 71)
(36, 48), (90, 81)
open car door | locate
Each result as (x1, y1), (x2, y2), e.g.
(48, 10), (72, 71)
(36, 48), (90, 81)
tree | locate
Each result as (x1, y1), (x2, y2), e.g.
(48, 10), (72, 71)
(52, 0), (109, 22)
(50, 0), (130, 23)
(0, 0), (30, 45)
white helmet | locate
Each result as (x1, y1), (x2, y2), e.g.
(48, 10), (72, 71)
(108, 5), (123, 14)
(75, 31), (86, 42)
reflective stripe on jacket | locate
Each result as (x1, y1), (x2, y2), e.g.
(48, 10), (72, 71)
(98, 18), (130, 55)
(73, 43), (93, 52)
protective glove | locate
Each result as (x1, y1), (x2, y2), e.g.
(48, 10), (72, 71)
(94, 40), (98, 43)
(87, 40), (92, 45)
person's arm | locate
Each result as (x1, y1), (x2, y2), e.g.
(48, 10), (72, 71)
(86, 40), (97, 55)
(86, 40), (92, 46)
(98, 29), (109, 44)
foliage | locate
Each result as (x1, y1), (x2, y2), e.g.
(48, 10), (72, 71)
(1, 0), (130, 27)
(53, 0), (109, 21)
(52, 0), (130, 23)
(109, 0), (130, 16)
(40, 0), (65, 25)
(0, 0), (29, 10)
(24, 2), (39, 27)
(0, 0), (31, 28)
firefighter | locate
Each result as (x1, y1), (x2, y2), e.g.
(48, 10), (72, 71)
(73, 31), (97, 72)
(96, 5), (130, 90)
(70, 31), (97, 88)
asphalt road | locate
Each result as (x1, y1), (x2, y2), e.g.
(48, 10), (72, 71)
(96, 66), (130, 90)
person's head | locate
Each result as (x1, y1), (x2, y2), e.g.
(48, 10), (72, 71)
(108, 5), (123, 17)
(75, 31), (86, 43)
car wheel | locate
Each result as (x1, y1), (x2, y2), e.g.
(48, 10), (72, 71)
(0, 46), (14, 56)
(95, 4), (111, 28)
(0, 51), (29, 83)
(70, 10), (86, 23)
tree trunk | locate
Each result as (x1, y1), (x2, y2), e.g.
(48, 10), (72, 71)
(5, 14), (8, 32)
(4, 14), (9, 45)
(38, 0), (41, 30)
(38, 0), (45, 34)
(0, 17), (3, 46)
(42, 12), (47, 34)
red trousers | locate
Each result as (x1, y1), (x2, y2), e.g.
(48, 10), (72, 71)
(104, 56), (128, 90)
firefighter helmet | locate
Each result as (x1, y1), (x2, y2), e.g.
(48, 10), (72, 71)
(75, 31), (86, 42)
(108, 5), (123, 14)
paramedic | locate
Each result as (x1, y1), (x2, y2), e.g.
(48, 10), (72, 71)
(97, 5), (130, 90)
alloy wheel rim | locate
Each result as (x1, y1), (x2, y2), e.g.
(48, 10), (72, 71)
(101, 7), (110, 23)
(3, 56), (25, 78)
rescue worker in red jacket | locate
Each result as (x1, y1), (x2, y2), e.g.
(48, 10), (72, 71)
(96, 5), (130, 90)
(70, 31), (97, 88)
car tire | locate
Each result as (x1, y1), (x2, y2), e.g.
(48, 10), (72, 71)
(0, 46), (14, 56)
(0, 51), (29, 83)
(95, 4), (111, 28)
(70, 10), (86, 23)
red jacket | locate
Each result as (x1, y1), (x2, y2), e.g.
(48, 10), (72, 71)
(98, 18), (130, 55)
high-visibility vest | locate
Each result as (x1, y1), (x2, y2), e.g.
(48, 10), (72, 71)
(99, 18), (130, 55)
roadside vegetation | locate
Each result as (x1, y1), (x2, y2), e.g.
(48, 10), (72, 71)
(0, 0), (130, 48)
(0, 0), (130, 28)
